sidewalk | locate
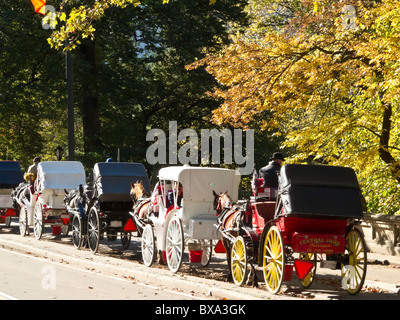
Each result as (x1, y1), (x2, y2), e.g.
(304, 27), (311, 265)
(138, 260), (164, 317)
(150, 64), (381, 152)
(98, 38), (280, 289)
(361, 251), (400, 294)
(367, 251), (400, 267)
(1, 225), (399, 298)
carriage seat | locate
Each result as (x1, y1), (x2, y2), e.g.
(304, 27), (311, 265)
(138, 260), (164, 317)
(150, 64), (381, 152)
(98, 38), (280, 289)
(252, 201), (275, 222)
(253, 178), (278, 201)
(251, 201), (276, 233)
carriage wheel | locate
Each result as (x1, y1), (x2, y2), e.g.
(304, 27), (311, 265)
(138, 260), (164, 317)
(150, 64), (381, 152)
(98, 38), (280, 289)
(262, 226), (285, 294)
(141, 224), (156, 267)
(231, 236), (248, 286)
(72, 214), (84, 249)
(87, 207), (100, 254)
(342, 228), (367, 295)
(201, 240), (213, 267)
(121, 231), (131, 250)
(166, 216), (184, 273)
(33, 203), (44, 240)
(19, 207), (28, 237)
(299, 253), (317, 289)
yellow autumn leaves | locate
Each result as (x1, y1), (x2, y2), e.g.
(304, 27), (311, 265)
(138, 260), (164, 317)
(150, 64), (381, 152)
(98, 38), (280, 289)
(191, 0), (400, 214)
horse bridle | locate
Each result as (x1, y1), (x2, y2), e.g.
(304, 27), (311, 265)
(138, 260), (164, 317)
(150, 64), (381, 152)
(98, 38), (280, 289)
(215, 192), (233, 215)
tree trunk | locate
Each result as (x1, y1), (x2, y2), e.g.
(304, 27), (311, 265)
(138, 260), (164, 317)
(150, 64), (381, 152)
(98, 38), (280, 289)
(378, 102), (400, 182)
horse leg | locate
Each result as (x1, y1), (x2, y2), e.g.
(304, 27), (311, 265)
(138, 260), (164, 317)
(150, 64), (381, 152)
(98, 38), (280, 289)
(158, 250), (166, 265)
(136, 206), (146, 236)
(246, 265), (257, 287)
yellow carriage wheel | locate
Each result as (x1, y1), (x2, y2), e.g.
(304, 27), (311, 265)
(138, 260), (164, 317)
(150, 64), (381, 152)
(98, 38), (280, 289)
(231, 236), (248, 286)
(342, 228), (367, 295)
(299, 253), (317, 289)
(263, 226), (285, 294)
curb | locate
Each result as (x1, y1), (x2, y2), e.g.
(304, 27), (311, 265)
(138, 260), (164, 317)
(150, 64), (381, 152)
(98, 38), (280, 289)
(1, 231), (399, 298)
(0, 236), (289, 300)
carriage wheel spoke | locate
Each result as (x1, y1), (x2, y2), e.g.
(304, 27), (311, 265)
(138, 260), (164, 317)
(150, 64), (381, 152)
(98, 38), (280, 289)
(166, 217), (184, 273)
(230, 236), (248, 286)
(262, 226), (285, 294)
(342, 229), (367, 295)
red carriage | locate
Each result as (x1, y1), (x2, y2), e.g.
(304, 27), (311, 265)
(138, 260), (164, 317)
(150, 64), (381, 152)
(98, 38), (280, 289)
(215, 164), (367, 295)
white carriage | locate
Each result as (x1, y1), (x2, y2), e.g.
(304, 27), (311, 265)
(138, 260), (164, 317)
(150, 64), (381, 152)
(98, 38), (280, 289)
(138, 166), (241, 273)
(19, 161), (86, 239)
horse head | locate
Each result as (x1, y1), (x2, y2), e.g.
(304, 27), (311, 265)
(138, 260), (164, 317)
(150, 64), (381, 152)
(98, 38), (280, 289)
(130, 180), (149, 205)
(213, 190), (233, 215)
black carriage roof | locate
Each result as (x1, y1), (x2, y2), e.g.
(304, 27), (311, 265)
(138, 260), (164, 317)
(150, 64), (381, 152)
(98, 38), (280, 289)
(0, 161), (23, 187)
(94, 162), (147, 177)
(93, 162), (150, 201)
(279, 164), (364, 219)
(280, 164), (360, 190)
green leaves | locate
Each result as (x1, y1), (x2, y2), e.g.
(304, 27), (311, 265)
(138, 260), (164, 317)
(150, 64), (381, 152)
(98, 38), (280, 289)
(48, 0), (141, 50)
(46, 0), (224, 51)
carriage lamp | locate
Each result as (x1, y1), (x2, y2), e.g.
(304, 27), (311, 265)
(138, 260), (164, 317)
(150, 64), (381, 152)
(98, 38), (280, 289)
(55, 146), (64, 161)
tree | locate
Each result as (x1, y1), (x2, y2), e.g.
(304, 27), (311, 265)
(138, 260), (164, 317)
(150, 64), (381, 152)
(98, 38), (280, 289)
(191, 0), (400, 214)
(47, 0), (221, 50)
(0, 2), (67, 169)
(70, 0), (249, 169)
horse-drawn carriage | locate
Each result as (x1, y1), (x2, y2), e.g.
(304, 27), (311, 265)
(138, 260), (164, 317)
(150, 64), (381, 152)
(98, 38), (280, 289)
(78, 162), (150, 254)
(215, 164), (367, 295)
(14, 161), (86, 239)
(135, 166), (241, 273)
(0, 161), (23, 226)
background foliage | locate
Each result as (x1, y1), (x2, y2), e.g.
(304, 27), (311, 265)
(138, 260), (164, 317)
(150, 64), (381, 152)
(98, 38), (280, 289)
(192, 0), (400, 214)
(0, 1), (282, 183)
(3, 0), (400, 214)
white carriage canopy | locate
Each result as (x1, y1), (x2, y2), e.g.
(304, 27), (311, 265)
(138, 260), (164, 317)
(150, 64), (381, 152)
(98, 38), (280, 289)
(37, 161), (86, 191)
(158, 166), (241, 202)
(93, 162), (150, 201)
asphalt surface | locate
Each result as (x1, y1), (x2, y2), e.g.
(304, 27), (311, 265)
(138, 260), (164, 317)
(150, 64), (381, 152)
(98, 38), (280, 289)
(0, 222), (399, 301)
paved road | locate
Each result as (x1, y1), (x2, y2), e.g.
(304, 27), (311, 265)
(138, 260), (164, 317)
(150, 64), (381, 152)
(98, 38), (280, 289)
(0, 247), (199, 300)
(0, 221), (399, 301)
